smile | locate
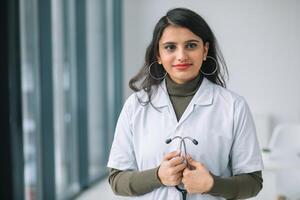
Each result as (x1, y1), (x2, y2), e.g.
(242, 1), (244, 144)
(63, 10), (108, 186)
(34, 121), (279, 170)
(173, 63), (192, 70)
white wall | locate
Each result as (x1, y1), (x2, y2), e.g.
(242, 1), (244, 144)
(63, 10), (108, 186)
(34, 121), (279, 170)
(123, 0), (300, 129)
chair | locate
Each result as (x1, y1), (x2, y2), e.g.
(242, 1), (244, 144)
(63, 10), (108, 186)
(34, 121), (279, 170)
(265, 123), (300, 200)
(268, 124), (300, 152)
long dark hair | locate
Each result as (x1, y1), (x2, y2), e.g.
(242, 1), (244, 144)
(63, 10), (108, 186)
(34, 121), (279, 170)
(129, 8), (228, 105)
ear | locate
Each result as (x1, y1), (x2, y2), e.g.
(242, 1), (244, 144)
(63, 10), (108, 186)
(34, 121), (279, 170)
(203, 42), (209, 60)
(157, 55), (162, 64)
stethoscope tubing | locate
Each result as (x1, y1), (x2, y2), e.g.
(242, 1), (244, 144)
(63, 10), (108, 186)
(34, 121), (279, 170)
(165, 136), (198, 200)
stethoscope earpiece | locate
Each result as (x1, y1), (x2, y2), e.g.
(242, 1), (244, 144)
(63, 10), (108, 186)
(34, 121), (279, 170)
(165, 136), (198, 146)
(165, 138), (172, 144)
(192, 139), (198, 145)
(165, 136), (198, 163)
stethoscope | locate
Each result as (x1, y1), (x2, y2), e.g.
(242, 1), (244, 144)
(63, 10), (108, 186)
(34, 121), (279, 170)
(165, 136), (199, 200)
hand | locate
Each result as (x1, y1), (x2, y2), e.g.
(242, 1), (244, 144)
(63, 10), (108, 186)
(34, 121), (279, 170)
(158, 151), (186, 186)
(182, 156), (214, 194)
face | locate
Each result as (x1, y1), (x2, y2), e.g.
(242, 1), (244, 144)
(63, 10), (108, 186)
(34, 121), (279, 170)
(157, 26), (209, 84)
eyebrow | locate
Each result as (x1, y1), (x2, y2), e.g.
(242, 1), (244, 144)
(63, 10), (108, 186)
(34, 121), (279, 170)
(161, 39), (201, 45)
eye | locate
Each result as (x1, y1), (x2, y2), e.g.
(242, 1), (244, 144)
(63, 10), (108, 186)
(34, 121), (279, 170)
(164, 44), (176, 52)
(186, 42), (198, 49)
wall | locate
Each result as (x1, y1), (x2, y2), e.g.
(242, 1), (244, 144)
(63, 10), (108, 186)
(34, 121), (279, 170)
(122, 0), (300, 133)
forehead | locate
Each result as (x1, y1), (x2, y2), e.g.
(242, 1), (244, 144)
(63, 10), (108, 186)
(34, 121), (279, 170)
(159, 25), (202, 43)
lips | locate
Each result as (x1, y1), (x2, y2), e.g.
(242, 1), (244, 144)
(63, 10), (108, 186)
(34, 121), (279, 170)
(173, 63), (192, 70)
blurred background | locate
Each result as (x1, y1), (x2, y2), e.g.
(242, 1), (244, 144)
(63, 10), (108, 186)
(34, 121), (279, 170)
(1, 0), (300, 200)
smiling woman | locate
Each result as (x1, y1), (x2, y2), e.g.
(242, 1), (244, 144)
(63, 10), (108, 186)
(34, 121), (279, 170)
(107, 7), (263, 200)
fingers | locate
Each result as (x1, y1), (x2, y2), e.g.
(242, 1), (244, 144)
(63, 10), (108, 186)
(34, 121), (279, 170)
(158, 164), (184, 186)
(174, 175), (183, 185)
(187, 156), (203, 169)
(183, 166), (192, 177)
(173, 162), (186, 174)
(169, 156), (184, 166)
(169, 174), (182, 186)
(163, 151), (180, 161)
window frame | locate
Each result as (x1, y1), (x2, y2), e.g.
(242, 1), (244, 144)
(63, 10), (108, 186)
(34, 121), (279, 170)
(4, 0), (123, 199)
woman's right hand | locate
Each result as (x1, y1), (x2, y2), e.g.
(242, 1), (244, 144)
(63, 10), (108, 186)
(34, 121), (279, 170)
(158, 151), (187, 186)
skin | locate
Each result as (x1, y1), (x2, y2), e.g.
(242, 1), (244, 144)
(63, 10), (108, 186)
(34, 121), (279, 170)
(158, 152), (214, 194)
(157, 25), (209, 84)
(157, 26), (213, 193)
(182, 156), (214, 194)
(158, 151), (186, 186)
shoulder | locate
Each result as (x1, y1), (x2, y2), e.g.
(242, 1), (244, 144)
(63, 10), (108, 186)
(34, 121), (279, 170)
(122, 89), (150, 113)
(124, 83), (164, 108)
(209, 80), (246, 106)
(202, 79), (248, 112)
(122, 92), (141, 110)
(207, 81), (254, 126)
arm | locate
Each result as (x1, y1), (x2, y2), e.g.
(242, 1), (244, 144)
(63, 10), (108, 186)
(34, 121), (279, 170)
(208, 171), (263, 199)
(182, 157), (263, 199)
(108, 151), (186, 196)
(109, 160), (262, 198)
(108, 167), (162, 196)
(109, 168), (263, 199)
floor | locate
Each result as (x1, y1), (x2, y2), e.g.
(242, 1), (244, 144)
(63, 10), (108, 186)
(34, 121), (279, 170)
(75, 177), (130, 200)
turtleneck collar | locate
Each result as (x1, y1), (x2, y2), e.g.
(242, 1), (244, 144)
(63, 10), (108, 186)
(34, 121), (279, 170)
(166, 74), (203, 97)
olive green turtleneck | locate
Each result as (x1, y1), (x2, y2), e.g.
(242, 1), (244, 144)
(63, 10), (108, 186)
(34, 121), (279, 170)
(108, 75), (262, 199)
(166, 74), (203, 121)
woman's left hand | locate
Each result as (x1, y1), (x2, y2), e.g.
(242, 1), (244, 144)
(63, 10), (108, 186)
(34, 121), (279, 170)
(182, 156), (214, 194)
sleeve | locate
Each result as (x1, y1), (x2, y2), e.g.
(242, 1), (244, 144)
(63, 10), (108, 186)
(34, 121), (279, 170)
(108, 167), (163, 196)
(230, 97), (264, 175)
(207, 171), (263, 199)
(107, 96), (138, 171)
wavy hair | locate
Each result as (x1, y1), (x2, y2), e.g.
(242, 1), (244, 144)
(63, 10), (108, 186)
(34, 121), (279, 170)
(129, 8), (228, 105)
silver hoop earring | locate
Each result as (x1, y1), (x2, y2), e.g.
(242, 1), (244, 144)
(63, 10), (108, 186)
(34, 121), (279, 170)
(148, 61), (167, 80)
(201, 56), (218, 76)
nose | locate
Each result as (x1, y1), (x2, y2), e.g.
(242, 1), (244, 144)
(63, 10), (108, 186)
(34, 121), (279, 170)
(177, 48), (188, 62)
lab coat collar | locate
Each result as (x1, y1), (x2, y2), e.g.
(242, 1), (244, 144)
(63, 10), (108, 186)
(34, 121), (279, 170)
(193, 77), (214, 106)
(152, 77), (213, 108)
(151, 79), (169, 108)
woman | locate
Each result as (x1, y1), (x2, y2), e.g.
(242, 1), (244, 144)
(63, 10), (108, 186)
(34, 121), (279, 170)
(107, 8), (263, 200)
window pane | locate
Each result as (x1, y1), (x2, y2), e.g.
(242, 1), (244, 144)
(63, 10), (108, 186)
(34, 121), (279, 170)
(20, 0), (41, 200)
(86, 0), (107, 179)
(52, 0), (79, 198)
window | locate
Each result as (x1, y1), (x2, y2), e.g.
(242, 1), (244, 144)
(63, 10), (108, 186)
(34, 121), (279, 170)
(52, 0), (80, 198)
(19, 0), (123, 199)
(20, 0), (42, 199)
(86, 0), (108, 180)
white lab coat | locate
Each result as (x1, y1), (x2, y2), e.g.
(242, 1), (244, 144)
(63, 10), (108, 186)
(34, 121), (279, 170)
(107, 78), (264, 200)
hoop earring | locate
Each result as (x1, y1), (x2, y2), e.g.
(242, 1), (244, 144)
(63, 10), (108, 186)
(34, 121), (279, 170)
(201, 56), (218, 76)
(148, 61), (167, 80)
